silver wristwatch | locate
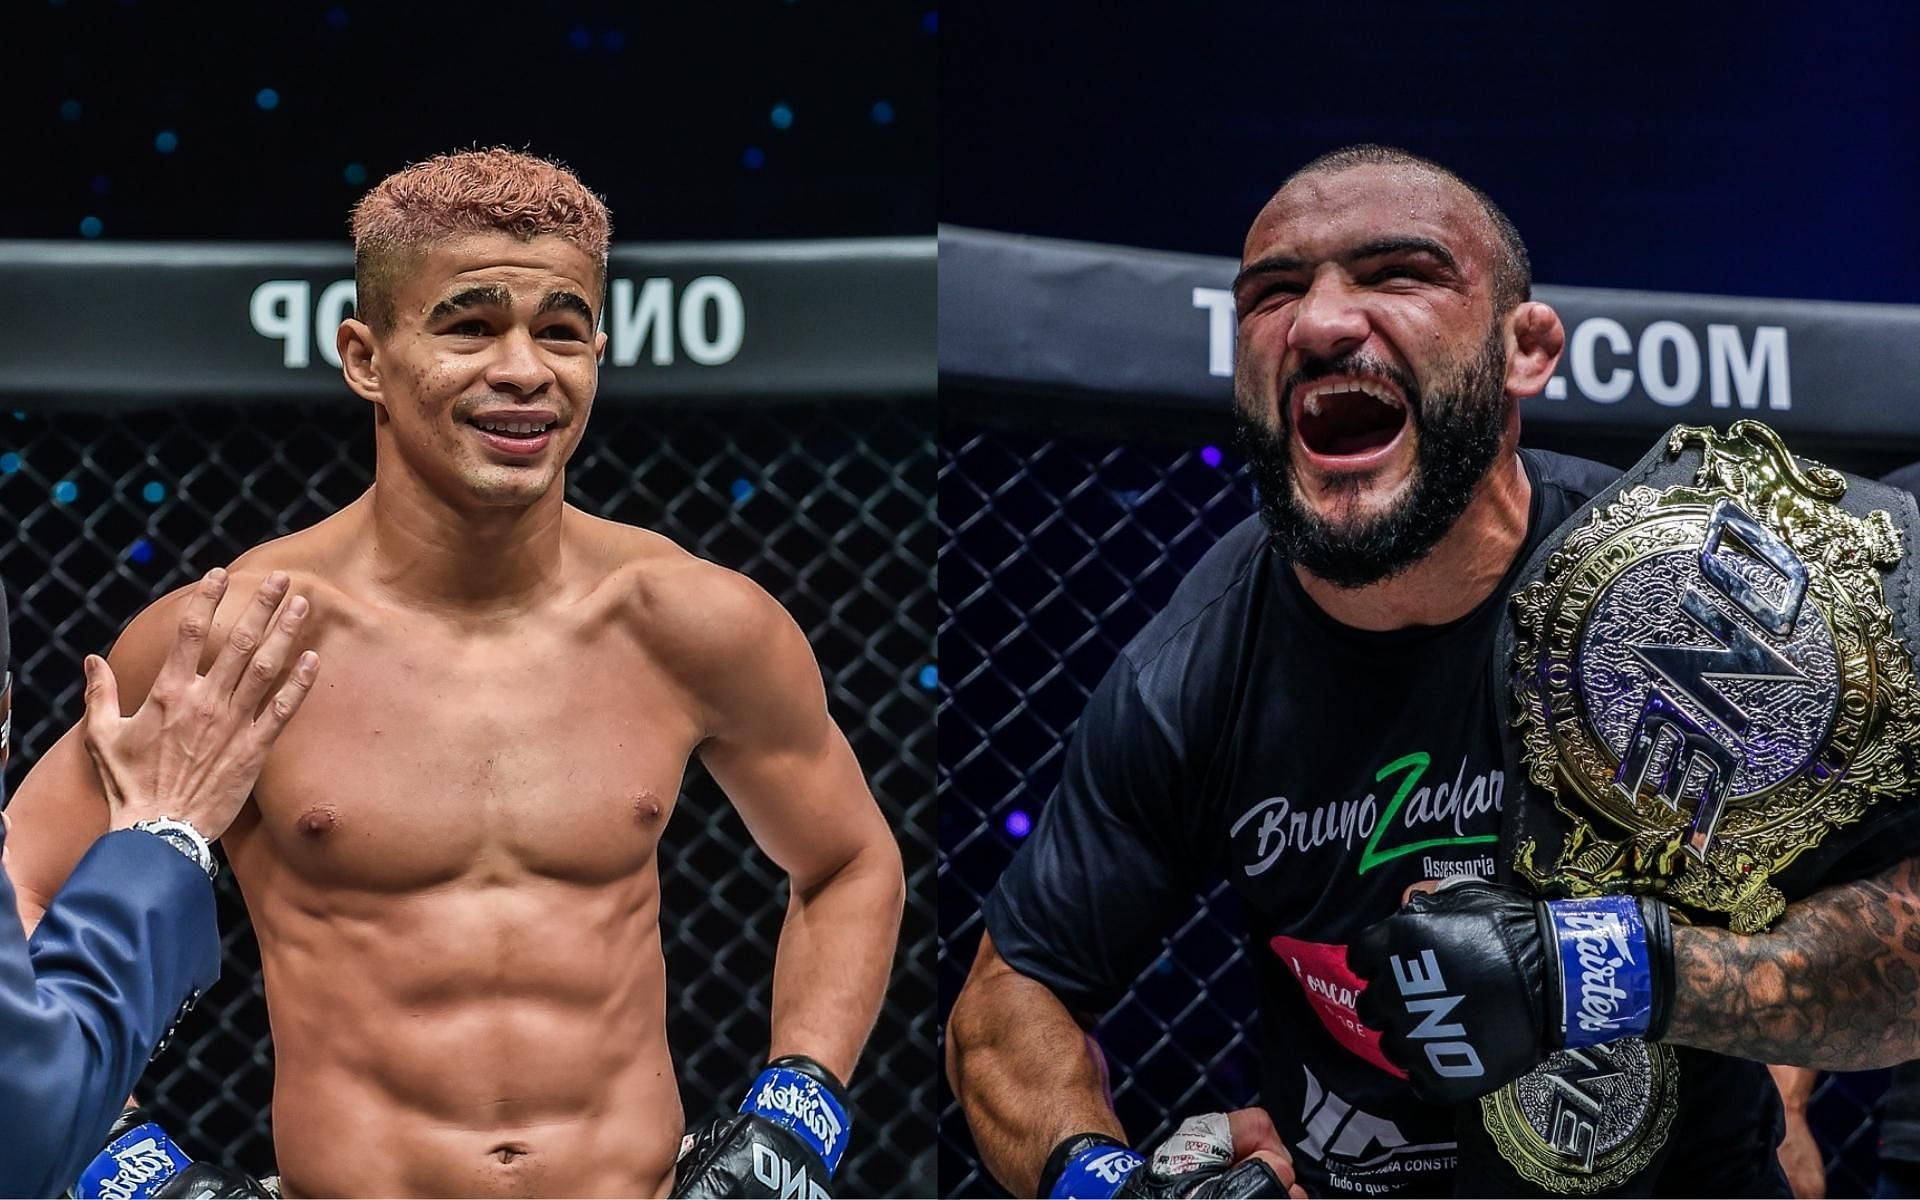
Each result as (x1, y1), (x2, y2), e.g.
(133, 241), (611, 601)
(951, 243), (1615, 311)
(130, 817), (218, 880)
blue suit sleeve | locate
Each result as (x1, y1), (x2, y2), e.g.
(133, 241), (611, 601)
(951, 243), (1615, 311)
(0, 829), (221, 1198)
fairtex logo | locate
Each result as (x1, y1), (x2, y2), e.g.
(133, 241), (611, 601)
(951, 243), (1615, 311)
(1229, 752), (1501, 879)
(97, 1138), (177, 1200)
(755, 1075), (845, 1161)
(1561, 911), (1639, 1035)
(1086, 1149), (1144, 1185)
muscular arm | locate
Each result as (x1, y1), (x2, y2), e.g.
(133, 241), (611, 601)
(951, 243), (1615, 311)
(1665, 857), (1920, 1068)
(690, 573), (904, 1084)
(7, 591), (197, 933)
(9, 572), (288, 932)
(945, 933), (1124, 1199)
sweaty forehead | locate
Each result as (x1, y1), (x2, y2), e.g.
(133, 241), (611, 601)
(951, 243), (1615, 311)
(1243, 163), (1493, 271)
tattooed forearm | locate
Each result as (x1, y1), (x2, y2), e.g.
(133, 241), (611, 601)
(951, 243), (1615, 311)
(1666, 857), (1920, 1069)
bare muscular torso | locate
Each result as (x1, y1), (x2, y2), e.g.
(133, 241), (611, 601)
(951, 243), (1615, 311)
(217, 499), (710, 1197)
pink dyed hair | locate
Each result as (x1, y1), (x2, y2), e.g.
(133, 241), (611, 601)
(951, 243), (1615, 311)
(349, 148), (612, 332)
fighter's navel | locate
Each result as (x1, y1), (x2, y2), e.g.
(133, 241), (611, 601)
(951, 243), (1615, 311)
(490, 1143), (531, 1164)
(295, 805), (338, 837)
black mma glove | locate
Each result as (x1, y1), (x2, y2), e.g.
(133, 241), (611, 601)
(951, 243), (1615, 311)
(71, 1107), (272, 1198)
(1040, 1115), (1287, 1199)
(1347, 881), (1675, 1104)
(152, 1163), (274, 1199)
(672, 1055), (851, 1199)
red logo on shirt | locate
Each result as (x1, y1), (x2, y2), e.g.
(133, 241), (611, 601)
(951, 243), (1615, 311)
(1269, 933), (1407, 1079)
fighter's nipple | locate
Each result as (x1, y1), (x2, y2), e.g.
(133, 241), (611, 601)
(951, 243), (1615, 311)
(632, 789), (664, 826)
(296, 805), (338, 838)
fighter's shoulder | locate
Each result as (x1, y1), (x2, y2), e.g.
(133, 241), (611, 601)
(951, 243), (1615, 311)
(1882, 460), (1920, 499)
(112, 529), (348, 662)
(581, 513), (798, 668)
(1519, 446), (1621, 512)
(1121, 514), (1270, 674)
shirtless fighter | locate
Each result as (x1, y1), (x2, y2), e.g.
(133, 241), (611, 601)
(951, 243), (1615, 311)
(5, 149), (905, 1198)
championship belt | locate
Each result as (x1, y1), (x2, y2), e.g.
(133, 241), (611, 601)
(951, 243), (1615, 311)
(1478, 420), (1920, 1194)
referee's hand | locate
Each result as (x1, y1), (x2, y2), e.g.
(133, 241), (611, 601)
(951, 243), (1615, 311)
(83, 568), (320, 840)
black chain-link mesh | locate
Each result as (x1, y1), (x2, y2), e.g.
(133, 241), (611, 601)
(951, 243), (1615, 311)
(936, 419), (1888, 1198)
(0, 399), (934, 1197)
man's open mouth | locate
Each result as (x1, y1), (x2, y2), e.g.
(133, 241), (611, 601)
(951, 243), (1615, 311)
(1291, 377), (1410, 460)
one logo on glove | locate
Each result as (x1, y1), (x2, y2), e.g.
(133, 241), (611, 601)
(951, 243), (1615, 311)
(744, 1067), (849, 1175)
(750, 1145), (828, 1200)
(1548, 898), (1652, 1049)
(76, 1124), (189, 1200)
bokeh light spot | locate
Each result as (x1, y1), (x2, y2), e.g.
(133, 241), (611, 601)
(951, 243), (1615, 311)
(256, 88), (280, 111)
(142, 480), (167, 504)
(770, 103), (794, 130)
(52, 480), (78, 503)
(79, 215), (103, 238)
(154, 129), (179, 154)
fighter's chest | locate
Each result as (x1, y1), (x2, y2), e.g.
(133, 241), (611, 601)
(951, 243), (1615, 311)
(241, 626), (699, 888)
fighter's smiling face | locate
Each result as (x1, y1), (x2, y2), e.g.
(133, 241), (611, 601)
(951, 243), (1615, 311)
(1231, 162), (1514, 587)
(372, 231), (605, 507)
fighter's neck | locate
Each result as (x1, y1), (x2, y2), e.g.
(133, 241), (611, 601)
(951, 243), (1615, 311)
(1294, 450), (1532, 633)
(361, 474), (569, 613)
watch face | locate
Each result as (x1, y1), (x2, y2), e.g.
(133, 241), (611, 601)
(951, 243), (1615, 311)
(138, 820), (214, 876)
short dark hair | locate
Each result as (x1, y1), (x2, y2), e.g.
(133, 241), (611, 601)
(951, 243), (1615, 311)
(1284, 144), (1532, 316)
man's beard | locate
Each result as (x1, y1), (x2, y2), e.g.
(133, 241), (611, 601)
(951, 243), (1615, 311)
(1233, 327), (1511, 590)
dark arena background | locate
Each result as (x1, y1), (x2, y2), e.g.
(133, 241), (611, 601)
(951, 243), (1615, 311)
(939, 4), (1920, 1198)
(4, 2), (935, 1196)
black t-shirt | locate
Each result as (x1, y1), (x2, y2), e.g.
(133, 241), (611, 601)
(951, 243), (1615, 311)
(986, 446), (1905, 1197)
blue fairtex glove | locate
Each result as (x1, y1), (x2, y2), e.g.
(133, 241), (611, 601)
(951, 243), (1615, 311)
(672, 1056), (852, 1199)
(71, 1106), (270, 1198)
(1348, 882), (1675, 1104)
(1041, 1115), (1288, 1198)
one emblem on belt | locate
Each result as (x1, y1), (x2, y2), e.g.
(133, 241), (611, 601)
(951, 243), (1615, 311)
(1480, 1040), (1677, 1193)
(1509, 419), (1920, 932)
